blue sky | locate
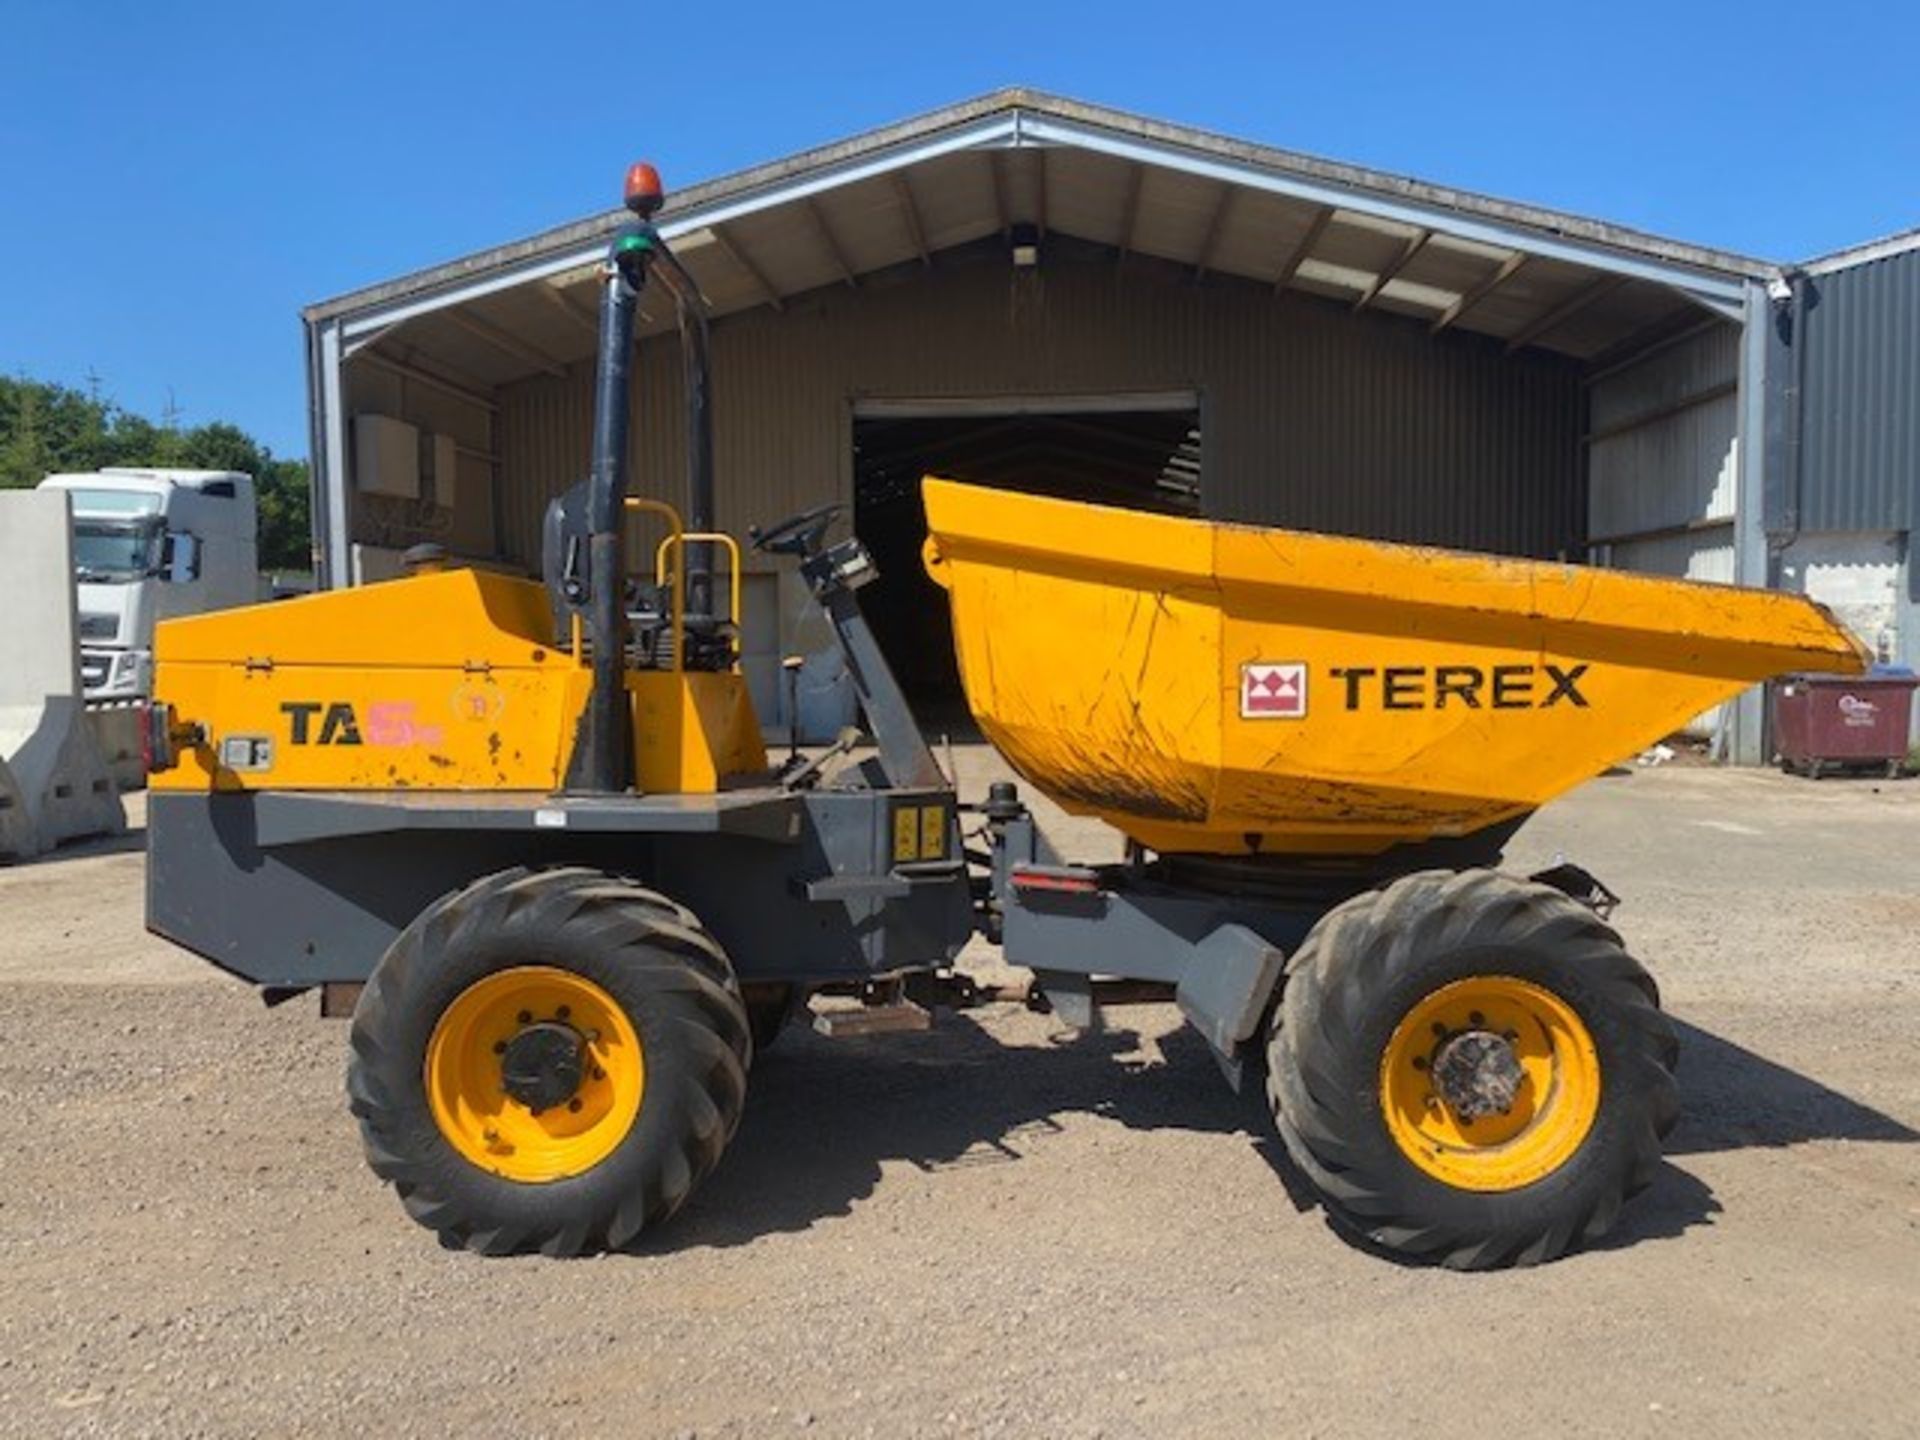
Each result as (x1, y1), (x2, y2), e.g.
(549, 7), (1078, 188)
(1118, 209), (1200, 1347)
(2, 0), (1913, 459)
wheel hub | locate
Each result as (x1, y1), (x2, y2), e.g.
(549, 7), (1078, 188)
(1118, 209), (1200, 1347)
(1430, 1029), (1525, 1120)
(499, 1021), (586, 1114)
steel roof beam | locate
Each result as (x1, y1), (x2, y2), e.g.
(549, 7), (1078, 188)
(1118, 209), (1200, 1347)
(1505, 274), (1630, 354)
(804, 199), (858, 288)
(1192, 185), (1236, 283)
(711, 227), (784, 312)
(1117, 164), (1146, 262)
(357, 347), (498, 411)
(1431, 252), (1528, 334)
(892, 173), (931, 267)
(441, 307), (569, 378)
(525, 281), (601, 347)
(1019, 114), (1750, 307)
(327, 105), (1756, 341)
(333, 113), (1020, 339)
(1354, 229), (1431, 311)
(1036, 148), (1049, 240)
(1274, 207), (1334, 294)
(1582, 312), (1727, 384)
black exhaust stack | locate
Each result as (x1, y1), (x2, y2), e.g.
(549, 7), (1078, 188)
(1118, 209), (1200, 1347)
(560, 162), (729, 794)
(565, 164), (665, 794)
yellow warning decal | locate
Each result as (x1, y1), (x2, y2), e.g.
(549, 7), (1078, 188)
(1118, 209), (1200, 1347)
(893, 807), (921, 863)
(920, 804), (947, 859)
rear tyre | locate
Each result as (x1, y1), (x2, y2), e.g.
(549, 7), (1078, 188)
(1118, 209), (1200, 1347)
(1267, 869), (1678, 1270)
(347, 867), (750, 1256)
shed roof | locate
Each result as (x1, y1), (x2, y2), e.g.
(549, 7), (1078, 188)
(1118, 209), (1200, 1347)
(1803, 224), (1920, 276)
(312, 89), (1771, 390)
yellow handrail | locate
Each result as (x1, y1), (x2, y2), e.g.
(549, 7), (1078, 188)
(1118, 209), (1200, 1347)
(655, 531), (745, 674)
(625, 498), (685, 672)
(567, 501), (733, 674)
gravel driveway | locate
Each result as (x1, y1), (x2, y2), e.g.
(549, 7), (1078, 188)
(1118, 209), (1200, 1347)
(1, 761), (1916, 1438)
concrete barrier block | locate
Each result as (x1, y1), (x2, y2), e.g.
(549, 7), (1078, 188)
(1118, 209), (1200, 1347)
(86, 703), (148, 793)
(0, 755), (34, 860)
(0, 698), (124, 851)
(0, 491), (127, 860)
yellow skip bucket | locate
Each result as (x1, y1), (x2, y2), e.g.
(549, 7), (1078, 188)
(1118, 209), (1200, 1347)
(922, 478), (1867, 857)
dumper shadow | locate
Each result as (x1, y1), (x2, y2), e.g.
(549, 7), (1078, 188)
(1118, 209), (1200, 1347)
(1664, 1017), (1918, 1154)
(664, 1010), (1913, 1260)
(1579, 1018), (1916, 1259)
(2, 825), (145, 866)
(664, 1012), (1267, 1251)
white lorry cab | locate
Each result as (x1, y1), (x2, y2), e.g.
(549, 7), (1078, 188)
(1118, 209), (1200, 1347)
(36, 468), (259, 701)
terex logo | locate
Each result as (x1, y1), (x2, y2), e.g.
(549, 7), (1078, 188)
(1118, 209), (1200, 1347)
(1241, 662), (1308, 718)
(1326, 664), (1590, 711)
(281, 701), (363, 746)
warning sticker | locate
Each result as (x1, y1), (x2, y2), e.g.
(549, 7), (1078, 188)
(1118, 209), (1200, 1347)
(1241, 662), (1308, 719)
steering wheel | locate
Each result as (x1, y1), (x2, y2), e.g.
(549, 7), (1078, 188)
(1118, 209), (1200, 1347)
(749, 502), (845, 557)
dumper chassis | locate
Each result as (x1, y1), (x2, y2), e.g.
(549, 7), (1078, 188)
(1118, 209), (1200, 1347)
(145, 164), (1863, 1269)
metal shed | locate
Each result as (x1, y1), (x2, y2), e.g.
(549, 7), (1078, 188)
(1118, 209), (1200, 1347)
(302, 89), (1785, 758)
(1765, 229), (1920, 698)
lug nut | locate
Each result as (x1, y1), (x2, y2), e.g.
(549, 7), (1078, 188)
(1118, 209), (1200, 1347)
(493, 1041), (507, 1055)
(1431, 1022), (1447, 1037)
(567, 1098), (583, 1114)
(1411, 1056), (1428, 1071)
(517, 1010), (532, 1025)
(1469, 1011), (1485, 1026)
(557, 1005), (571, 1020)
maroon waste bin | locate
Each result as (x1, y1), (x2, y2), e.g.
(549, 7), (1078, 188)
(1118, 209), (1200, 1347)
(1773, 667), (1918, 778)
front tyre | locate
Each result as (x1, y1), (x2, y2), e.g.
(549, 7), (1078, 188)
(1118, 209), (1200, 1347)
(1267, 869), (1678, 1270)
(347, 867), (750, 1256)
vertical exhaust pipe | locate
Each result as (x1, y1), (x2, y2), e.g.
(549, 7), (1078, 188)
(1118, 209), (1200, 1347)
(566, 164), (664, 794)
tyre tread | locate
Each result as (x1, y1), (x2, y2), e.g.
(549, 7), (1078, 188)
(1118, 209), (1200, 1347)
(1267, 868), (1678, 1270)
(347, 866), (749, 1257)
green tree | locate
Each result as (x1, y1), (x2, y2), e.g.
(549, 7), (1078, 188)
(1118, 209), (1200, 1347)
(0, 378), (54, 487)
(0, 374), (312, 571)
(256, 458), (313, 573)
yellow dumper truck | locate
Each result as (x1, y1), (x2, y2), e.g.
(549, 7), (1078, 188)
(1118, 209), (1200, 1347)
(144, 165), (1866, 1268)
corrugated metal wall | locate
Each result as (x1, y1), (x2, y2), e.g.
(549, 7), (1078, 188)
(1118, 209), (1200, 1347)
(1586, 323), (1740, 573)
(1796, 248), (1920, 534)
(494, 250), (1584, 574)
(1585, 321), (1743, 739)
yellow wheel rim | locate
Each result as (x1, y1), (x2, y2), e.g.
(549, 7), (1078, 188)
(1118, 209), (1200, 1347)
(426, 966), (644, 1183)
(1379, 975), (1600, 1192)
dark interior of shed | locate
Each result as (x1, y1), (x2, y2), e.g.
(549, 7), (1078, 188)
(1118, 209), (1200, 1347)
(852, 408), (1201, 711)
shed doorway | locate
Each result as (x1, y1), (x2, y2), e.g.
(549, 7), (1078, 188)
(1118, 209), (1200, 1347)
(851, 395), (1202, 723)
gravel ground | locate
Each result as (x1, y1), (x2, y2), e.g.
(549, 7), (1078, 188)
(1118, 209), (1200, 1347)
(1, 760), (1917, 1439)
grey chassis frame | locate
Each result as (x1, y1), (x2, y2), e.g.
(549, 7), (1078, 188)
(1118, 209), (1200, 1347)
(147, 525), (1533, 1071)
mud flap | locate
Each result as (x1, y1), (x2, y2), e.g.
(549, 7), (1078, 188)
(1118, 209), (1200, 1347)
(1527, 861), (1622, 919)
(1174, 923), (1286, 1058)
(1007, 885), (1296, 1075)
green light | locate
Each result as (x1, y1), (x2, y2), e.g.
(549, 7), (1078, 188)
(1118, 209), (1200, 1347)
(617, 233), (654, 254)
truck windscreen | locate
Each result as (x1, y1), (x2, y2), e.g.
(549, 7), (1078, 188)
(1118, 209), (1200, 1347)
(73, 522), (160, 582)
